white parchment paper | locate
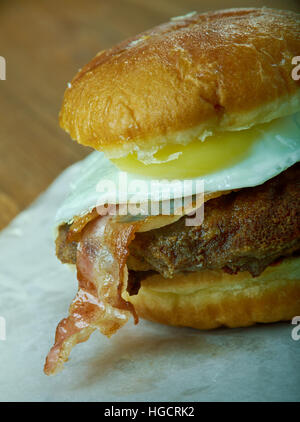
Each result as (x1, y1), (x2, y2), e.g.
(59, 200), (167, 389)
(0, 162), (299, 402)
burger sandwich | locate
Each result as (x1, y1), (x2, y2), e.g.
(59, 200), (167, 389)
(44, 8), (300, 375)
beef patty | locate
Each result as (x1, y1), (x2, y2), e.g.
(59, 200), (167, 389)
(56, 163), (300, 278)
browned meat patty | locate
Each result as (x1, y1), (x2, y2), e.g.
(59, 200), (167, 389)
(130, 163), (300, 277)
(56, 163), (300, 278)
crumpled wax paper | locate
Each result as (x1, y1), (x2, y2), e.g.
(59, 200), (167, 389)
(0, 161), (299, 402)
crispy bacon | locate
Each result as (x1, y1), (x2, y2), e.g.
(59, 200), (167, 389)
(44, 216), (140, 375)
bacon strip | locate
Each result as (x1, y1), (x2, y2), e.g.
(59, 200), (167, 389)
(44, 216), (139, 375)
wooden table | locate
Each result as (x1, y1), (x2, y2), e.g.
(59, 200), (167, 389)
(0, 0), (299, 230)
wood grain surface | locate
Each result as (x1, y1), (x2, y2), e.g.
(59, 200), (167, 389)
(0, 0), (299, 230)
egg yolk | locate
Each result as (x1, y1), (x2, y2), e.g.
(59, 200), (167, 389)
(111, 121), (274, 179)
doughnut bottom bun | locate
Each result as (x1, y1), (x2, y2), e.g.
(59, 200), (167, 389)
(124, 257), (300, 330)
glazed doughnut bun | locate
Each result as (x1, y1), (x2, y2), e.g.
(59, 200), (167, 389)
(124, 257), (300, 329)
(59, 8), (300, 159)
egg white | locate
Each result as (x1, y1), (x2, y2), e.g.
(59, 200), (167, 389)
(56, 112), (300, 225)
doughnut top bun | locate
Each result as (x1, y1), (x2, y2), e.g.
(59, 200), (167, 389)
(60, 8), (300, 158)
